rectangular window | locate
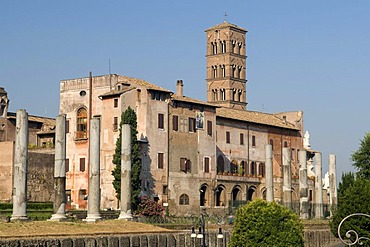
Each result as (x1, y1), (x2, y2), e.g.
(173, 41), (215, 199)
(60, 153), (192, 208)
(207, 120), (212, 136)
(180, 158), (191, 172)
(163, 185), (168, 195)
(226, 131), (230, 144)
(65, 158), (69, 173)
(114, 98), (118, 108)
(80, 157), (85, 172)
(204, 157), (210, 173)
(252, 135), (256, 147)
(65, 120), (70, 134)
(291, 148), (295, 160)
(173, 115), (178, 131)
(189, 118), (196, 132)
(297, 149), (300, 161)
(240, 133), (244, 145)
(158, 113), (164, 129)
(113, 117), (118, 131)
(158, 153), (164, 169)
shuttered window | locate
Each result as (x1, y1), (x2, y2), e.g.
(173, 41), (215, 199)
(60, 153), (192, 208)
(158, 113), (164, 129)
(207, 120), (212, 136)
(173, 115), (178, 131)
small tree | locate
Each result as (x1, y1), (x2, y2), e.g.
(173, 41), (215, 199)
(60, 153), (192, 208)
(136, 196), (165, 217)
(229, 199), (304, 247)
(337, 172), (355, 204)
(330, 178), (370, 244)
(352, 133), (370, 179)
(112, 106), (142, 211)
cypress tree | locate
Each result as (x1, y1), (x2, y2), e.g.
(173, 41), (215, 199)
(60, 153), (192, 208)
(112, 106), (142, 211)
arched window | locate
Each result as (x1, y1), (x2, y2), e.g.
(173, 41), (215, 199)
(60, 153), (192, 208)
(251, 161), (257, 176)
(259, 163), (265, 177)
(232, 40), (236, 53)
(221, 65), (225, 77)
(212, 42), (217, 54)
(284, 141), (288, 148)
(213, 89), (218, 101)
(213, 66), (217, 78)
(76, 108), (88, 139)
(221, 40), (226, 53)
(179, 194), (189, 205)
(232, 89), (236, 101)
(217, 155), (224, 173)
(231, 65), (236, 77)
(221, 89), (226, 101)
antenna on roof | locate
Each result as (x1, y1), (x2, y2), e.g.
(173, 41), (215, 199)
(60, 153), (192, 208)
(224, 12), (228, 22)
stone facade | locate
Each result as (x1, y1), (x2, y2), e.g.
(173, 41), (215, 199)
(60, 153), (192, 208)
(59, 21), (330, 216)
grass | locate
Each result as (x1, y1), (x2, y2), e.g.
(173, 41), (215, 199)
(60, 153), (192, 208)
(0, 220), (174, 239)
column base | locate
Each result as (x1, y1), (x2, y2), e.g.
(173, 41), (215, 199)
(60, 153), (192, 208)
(10, 215), (29, 222)
(48, 213), (68, 222)
(118, 212), (133, 220)
(83, 214), (102, 223)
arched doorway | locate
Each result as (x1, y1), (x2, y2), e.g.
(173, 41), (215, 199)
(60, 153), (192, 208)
(200, 184), (208, 207)
(247, 186), (257, 201)
(215, 185), (226, 207)
(231, 186), (243, 207)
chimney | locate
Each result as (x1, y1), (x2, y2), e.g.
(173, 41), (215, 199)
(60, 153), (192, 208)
(176, 80), (183, 96)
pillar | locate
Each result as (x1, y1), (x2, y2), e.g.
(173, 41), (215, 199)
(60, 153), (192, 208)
(49, 114), (67, 221)
(118, 124), (133, 220)
(329, 154), (337, 215)
(299, 150), (308, 219)
(314, 152), (323, 219)
(282, 147), (292, 209)
(11, 109), (29, 221)
(85, 117), (102, 222)
(265, 144), (274, 202)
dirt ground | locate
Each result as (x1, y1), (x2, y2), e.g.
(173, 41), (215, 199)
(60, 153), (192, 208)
(0, 220), (174, 239)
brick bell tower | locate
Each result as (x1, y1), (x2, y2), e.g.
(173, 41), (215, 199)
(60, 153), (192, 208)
(205, 21), (247, 110)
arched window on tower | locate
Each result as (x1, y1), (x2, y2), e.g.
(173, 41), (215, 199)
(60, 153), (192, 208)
(212, 66), (217, 78)
(238, 90), (243, 102)
(232, 89), (236, 101)
(232, 65), (236, 78)
(232, 40), (236, 53)
(238, 66), (242, 78)
(213, 89), (218, 101)
(221, 40), (226, 53)
(221, 65), (225, 77)
(212, 42), (217, 54)
(76, 107), (88, 140)
(221, 89), (226, 101)
(238, 42), (242, 54)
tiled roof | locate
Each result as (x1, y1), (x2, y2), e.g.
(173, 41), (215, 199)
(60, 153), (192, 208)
(171, 95), (217, 107)
(216, 108), (299, 130)
(205, 21), (247, 32)
(116, 75), (172, 93)
(7, 112), (56, 133)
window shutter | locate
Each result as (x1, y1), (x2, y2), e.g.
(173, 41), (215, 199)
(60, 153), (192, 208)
(173, 115), (178, 131)
(204, 157), (210, 173)
(207, 121), (212, 136)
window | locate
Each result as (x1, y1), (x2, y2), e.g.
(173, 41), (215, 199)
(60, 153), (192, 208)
(252, 135), (256, 147)
(180, 158), (191, 173)
(240, 133), (244, 145)
(226, 131), (230, 144)
(204, 157), (210, 173)
(291, 148), (295, 160)
(179, 194), (189, 205)
(188, 118), (196, 133)
(80, 157), (85, 172)
(158, 113), (164, 129)
(269, 139), (274, 150)
(297, 149), (300, 161)
(207, 120), (212, 136)
(284, 141), (288, 148)
(79, 189), (87, 201)
(76, 108), (88, 139)
(113, 117), (118, 131)
(259, 163), (265, 177)
(172, 115), (178, 131)
(251, 161), (256, 176)
(158, 153), (164, 169)
(163, 185), (168, 195)
(65, 158), (69, 173)
(65, 120), (70, 134)
(66, 190), (71, 205)
(114, 98), (118, 108)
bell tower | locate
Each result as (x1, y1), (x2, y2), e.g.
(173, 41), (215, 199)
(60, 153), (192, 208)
(205, 22), (247, 110)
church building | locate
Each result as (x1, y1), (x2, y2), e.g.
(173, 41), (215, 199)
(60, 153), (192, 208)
(60, 21), (318, 215)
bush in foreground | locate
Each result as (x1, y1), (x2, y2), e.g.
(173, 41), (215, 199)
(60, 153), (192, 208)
(229, 199), (304, 247)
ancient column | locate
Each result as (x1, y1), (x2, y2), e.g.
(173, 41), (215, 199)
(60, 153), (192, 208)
(85, 117), (102, 222)
(329, 154), (337, 215)
(314, 152), (323, 219)
(266, 144), (274, 202)
(11, 109), (29, 221)
(299, 150), (308, 219)
(282, 147), (292, 209)
(49, 114), (67, 221)
(118, 124), (133, 220)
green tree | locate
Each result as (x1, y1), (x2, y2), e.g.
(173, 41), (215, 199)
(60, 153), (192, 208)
(330, 179), (370, 246)
(337, 172), (355, 204)
(229, 199), (304, 247)
(352, 133), (370, 179)
(112, 106), (142, 211)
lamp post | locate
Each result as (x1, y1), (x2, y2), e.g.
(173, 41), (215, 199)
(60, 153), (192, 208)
(190, 210), (224, 247)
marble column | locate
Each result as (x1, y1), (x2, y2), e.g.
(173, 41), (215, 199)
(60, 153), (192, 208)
(282, 147), (292, 209)
(314, 152), (323, 219)
(266, 144), (274, 202)
(49, 114), (67, 221)
(329, 154), (337, 215)
(85, 117), (102, 222)
(11, 109), (29, 221)
(299, 150), (308, 219)
(118, 124), (133, 220)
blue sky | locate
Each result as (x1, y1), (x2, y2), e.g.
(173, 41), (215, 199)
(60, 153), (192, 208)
(1, 1), (370, 179)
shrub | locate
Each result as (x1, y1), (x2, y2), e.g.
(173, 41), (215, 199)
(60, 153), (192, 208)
(136, 196), (164, 217)
(229, 199), (304, 247)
